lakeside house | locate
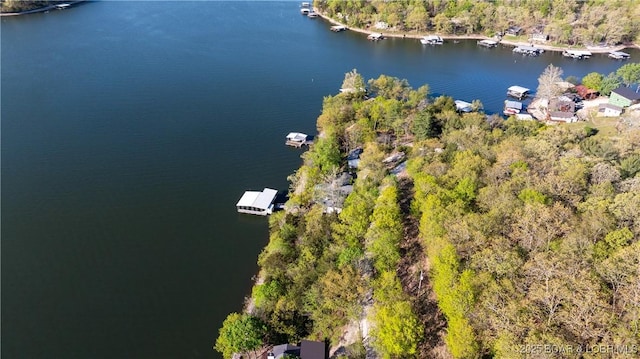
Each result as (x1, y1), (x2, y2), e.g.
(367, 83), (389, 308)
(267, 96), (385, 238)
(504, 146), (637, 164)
(609, 86), (640, 108)
(505, 26), (523, 36)
(236, 188), (278, 216)
(267, 340), (327, 359)
(575, 85), (599, 100)
(598, 103), (623, 117)
(347, 147), (363, 169)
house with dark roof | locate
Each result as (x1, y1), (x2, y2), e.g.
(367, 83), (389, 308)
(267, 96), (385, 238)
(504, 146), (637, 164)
(266, 340), (327, 359)
(609, 86), (640, 108)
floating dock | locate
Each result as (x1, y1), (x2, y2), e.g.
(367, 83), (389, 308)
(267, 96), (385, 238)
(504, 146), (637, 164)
(608, 51), (630, 60)
(477, 39), (498, 48)
(513, 45), (543, 56)
(563, 50), (592, 59)
(236, 188), (278, 216)
(285, 132), (312, 147)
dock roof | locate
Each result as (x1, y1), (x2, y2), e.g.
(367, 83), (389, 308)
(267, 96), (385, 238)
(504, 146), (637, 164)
(508, 85), (530, 93)
(236, 188), (278, 210)
(505, 100), (523, 110)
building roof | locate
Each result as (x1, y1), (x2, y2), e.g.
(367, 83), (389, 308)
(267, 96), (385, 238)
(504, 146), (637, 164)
(455, 100), (473, 112)
(508, 85), (530, 94)
(599, 103), (623, 112)
(611, 86), (640, 101)
(236, 188), (278, 210)
(271, 343), (300, 359)
(300, 340), (326, 359)
(505, 100), (523, 110)
(550, 111), (574, 119)
(286, 132), (308, 142)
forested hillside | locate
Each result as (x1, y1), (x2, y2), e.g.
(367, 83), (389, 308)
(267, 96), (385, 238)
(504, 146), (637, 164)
(314, 0), (640, 46)
(217, 70), (640, 358)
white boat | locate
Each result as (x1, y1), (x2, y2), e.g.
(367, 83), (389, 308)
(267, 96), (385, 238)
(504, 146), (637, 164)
(301, 2), (310, 7)
(420, 35), (443, 45)
(300, 8), (310, 15)
(507, 85), (530, 100)
(477, 39), (498, 48)
(307, 11), (319, 18)
(608, 51), (630, 60)
(368, 33), (383, 41)
(562, 50), (591, 59)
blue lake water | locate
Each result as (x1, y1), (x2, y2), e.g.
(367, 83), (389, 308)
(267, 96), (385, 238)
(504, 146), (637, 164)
(2, 1), (637, 358)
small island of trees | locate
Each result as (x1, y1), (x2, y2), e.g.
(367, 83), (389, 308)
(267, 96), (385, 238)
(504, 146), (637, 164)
(216, 67), (640, 358)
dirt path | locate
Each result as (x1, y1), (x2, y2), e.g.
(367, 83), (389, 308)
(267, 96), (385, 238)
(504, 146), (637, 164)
(396, 177), (450, 359)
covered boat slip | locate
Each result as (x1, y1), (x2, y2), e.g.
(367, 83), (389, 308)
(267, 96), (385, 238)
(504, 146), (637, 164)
(236, 188), (278, 215)
(563, 49), (592, 59)
(507, 85), (530, 100)
(608, 51), (630, 60)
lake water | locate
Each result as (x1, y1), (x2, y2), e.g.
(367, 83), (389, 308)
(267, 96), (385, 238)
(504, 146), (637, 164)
(2, 2), (637, 358)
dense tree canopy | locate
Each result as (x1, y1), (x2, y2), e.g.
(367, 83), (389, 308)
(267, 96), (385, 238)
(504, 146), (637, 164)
(315, 0), (640, 46)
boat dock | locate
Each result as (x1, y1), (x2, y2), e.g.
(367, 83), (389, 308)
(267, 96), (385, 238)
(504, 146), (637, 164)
(367, 33), (384, 41)
(236, 188), (279, 216)
(608, 51), (630, 60)
(507, 85), (530, 100)
(285, 132), (313, 147)
(512, 45), (543, 56)
(477, 39), (498, 48)
(330, 25), (347, 32)
(420, 35), (443, 45)
(563, 50), (592, 59)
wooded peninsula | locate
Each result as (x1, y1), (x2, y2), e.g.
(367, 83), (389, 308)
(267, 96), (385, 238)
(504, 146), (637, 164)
(216, 66), (640, 359)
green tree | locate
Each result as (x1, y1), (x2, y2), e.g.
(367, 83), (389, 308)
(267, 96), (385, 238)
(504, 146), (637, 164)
(215, 313), (267, 359)
(581, 72), (603, 90)
(371, 301), (423, 358)
(616, 62), (640, 87)
(599, 72), (621, 96)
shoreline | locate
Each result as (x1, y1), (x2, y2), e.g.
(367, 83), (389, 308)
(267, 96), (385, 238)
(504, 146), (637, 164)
(315, 10), (639, 54)
(0, 0), (85, 17)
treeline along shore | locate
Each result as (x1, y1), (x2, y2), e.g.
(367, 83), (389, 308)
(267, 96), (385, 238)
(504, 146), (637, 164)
(312, 0), (640, 53)
(216, 68), (640, 358)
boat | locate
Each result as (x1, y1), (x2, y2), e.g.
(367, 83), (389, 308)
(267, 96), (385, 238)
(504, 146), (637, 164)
(301, 2), (310, 7)
(504, 100), (523, 116)
(307, 11), (319, 18)
(368, 33), (384, 41)
(300, 8), (310, 15)
(477, 39), (498, 48)
(507, 85), (530, 100)
(608, 51), (630, 60)
(420, 35), (443, 45)
(512, 45), (543, 56)
(562, 50), (591, 59)
(330, 25), (347, 32)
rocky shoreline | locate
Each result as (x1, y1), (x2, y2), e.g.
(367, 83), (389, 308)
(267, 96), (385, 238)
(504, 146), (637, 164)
(315, 9), (639, 54)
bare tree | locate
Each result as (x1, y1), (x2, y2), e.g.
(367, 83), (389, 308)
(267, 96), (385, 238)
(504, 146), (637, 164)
(536, 64), (564, 102)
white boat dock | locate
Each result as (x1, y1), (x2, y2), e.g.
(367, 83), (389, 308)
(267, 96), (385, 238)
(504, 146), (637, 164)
(608, 51), (630, 60)
(55, 3), (71, 9)
(507, 85), (530, 100)
(455, 100), (473, 112)
(563, 50), (592, 59)
(477, 39), (498, 48)
(285, 132), (312, 147)
(513, 45), (543, 56)
(367, 33), (383, 41)
(504, 100), (523, 115)
(331, 25), (347, 32)
(420, 35), (443, 45)
(236, 188), (279, 216)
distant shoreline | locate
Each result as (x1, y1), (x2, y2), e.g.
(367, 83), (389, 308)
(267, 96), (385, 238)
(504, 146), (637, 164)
(314, 9), (639, 54)
(0, 0), (85, 17)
